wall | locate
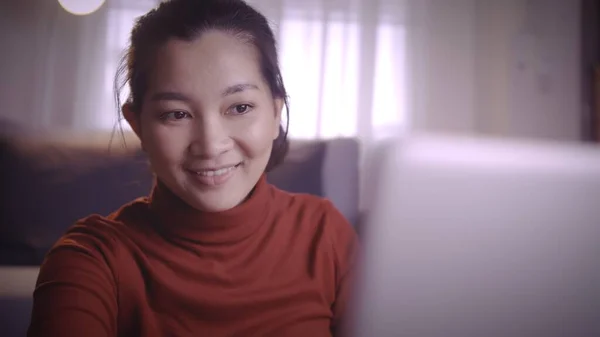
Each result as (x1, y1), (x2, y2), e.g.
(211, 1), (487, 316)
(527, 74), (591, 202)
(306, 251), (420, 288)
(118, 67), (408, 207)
(477, 0), (582, 141)
(408, 0), (583, 142)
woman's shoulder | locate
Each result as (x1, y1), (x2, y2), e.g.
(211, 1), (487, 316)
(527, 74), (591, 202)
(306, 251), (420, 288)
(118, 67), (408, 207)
(270, 185), (335, 212)
(269, 187), (359, 275)
(30, 204), (147, 335)
(48, 197), (151, 259)
(269, 185), (356, 237)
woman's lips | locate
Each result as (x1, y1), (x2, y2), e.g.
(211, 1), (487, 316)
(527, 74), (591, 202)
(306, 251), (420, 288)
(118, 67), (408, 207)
(186, 163), (241, 187)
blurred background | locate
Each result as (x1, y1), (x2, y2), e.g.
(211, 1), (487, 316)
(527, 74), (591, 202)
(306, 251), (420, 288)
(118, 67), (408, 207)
(0, 0), (599, 250)
(0, 0), (599, 255)
(1, 0), (598, 140)
(0, 0), (599, 335)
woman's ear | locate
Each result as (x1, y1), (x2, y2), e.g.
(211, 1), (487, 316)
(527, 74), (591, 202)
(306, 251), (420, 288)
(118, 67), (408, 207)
(122, 103), (142, 139)
(122, 103), (145, 151)
(272, 98), (283, 140)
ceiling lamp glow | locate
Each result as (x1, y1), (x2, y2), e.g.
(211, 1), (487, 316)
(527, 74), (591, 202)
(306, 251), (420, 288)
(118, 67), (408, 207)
(58, 0), (106, 16)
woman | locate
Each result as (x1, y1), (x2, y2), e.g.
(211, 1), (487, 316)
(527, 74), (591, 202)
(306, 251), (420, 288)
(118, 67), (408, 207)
(27, 0), (359, 336)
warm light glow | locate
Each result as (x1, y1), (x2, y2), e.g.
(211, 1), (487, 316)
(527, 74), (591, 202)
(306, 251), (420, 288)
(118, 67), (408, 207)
(58, 0), (106, 16)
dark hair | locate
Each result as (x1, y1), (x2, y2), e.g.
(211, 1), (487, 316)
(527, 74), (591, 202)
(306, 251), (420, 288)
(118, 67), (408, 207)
(114, 0), (289, 172)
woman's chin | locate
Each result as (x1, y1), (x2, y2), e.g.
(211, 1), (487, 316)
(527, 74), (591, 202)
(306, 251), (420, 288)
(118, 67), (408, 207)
(183, 188), (248, 213)
(162, 166), (261, 212)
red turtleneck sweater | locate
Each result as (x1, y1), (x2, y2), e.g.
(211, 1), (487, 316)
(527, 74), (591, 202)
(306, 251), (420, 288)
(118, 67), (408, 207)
(28, 175), (359, 337)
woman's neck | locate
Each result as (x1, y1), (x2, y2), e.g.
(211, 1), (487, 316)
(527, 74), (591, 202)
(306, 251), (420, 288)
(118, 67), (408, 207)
(148, 174), (271, 244)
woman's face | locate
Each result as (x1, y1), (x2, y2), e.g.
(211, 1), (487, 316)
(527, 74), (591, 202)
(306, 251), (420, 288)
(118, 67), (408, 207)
(125, 31), (282, 212)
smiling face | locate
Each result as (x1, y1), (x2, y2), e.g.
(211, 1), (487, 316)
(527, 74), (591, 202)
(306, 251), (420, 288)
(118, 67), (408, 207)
(124, 30), (282, 212)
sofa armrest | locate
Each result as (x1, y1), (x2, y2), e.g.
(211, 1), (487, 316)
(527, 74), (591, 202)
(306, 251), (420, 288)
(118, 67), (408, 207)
(322, 138), (360, 227)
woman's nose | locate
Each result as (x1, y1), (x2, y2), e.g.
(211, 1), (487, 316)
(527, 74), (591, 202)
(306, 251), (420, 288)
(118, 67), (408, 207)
(187, 117), (233, 158)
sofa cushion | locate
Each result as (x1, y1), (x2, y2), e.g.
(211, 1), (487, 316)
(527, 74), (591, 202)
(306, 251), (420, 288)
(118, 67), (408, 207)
(0, 134), (153, 265)
(267, 140), (327, 196)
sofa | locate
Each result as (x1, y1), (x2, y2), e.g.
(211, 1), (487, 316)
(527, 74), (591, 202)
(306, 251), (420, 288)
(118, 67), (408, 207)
(0, 125), (360, 336)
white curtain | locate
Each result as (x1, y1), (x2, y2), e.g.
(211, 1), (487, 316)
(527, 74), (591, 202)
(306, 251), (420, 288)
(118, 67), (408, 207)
(98, 0), (409, 144)
(0, 0), (110, 131)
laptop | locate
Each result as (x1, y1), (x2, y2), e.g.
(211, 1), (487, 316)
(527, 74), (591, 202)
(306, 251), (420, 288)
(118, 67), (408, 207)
(350, 133), (600, 337)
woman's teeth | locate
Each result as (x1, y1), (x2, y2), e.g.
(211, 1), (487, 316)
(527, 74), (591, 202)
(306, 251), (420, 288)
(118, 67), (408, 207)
(194, 165), (237, 177)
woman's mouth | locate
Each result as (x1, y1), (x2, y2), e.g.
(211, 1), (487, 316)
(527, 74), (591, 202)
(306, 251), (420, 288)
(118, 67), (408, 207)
(194, 165), (237, 177)
(186, 163), (242, 187)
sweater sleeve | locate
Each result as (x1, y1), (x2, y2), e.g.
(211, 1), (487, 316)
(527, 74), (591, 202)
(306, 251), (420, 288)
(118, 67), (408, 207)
(324, 202), (360, 337)
(28, 222), (118, 337)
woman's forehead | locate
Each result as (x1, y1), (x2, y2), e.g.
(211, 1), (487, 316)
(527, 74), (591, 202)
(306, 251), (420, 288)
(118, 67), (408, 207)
(148, 31), (265, 94)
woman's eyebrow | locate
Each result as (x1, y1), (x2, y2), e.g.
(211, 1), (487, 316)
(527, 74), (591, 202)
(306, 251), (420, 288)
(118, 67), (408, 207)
(149, 84), (259, 102)
(221, 83), (259, 97)
(150, 91), (191, 102)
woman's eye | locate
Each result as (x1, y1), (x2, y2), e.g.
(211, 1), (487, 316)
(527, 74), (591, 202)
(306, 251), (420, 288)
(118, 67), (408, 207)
(161, 111), (190, 121)
(229, 104), (253, 115)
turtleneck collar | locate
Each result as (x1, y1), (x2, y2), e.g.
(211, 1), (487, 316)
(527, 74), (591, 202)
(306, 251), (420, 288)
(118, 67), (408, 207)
(148, 174), (271, 245)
